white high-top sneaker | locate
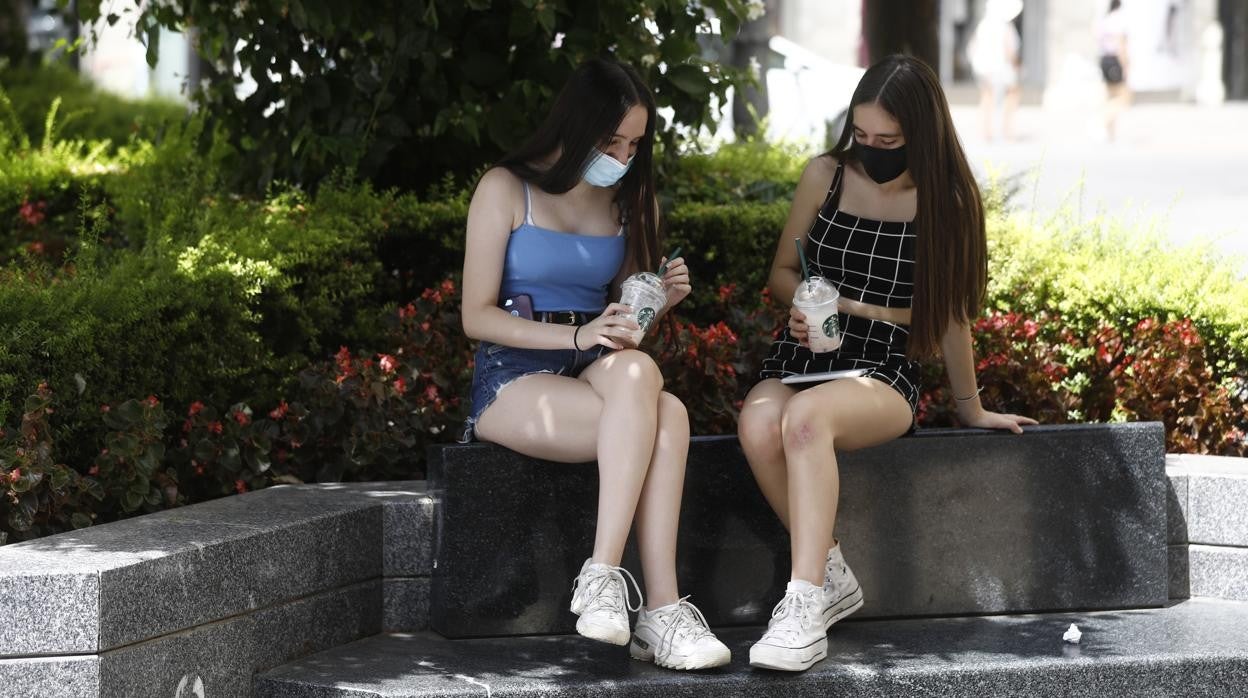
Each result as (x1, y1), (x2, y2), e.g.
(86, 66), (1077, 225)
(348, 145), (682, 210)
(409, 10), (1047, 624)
(630, 597), (731, 670)
(823, 543), (864, 630)
(569, 559), (642, 646)
(748, 580), (829, 671)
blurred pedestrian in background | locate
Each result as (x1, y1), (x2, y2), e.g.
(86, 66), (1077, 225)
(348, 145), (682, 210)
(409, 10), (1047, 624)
(1098, 0), (1131, 141)
(967, 0), (1023, 142)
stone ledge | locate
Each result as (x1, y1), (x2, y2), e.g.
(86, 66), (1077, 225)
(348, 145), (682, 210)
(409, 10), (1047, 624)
(255, 599), (1248, 697)
(1167, 454), (1248, 547)
(430, 423), (1168, 638)
(1188, 544), (1248, 602)
(0, 482), (432, 658)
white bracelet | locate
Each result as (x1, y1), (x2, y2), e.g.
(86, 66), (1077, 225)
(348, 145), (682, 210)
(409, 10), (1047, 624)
(954, 386), (984, 402)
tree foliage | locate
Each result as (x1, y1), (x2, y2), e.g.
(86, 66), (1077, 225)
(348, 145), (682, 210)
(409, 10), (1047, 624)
(75, 0), (761, 192)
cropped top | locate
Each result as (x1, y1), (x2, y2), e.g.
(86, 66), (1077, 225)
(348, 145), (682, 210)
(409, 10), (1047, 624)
(498, 182), (627, 312)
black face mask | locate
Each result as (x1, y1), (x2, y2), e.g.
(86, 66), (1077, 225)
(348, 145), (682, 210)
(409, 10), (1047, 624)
(855, 142), (908, 184)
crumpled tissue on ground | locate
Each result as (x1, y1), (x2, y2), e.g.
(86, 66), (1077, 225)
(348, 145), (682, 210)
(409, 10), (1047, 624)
(1062, 623), (1082, 644)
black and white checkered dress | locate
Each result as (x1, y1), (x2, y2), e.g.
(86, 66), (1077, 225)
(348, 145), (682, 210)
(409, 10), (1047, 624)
(759, 161), (922, 413)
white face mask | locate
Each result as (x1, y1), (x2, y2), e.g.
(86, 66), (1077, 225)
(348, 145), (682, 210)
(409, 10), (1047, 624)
(582, 149), (634, 187)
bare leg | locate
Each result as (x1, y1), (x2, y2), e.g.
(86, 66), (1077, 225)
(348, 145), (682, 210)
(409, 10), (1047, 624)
(1105, 83), (1131, 142)
(1002, 84), (1020, 142)
(978, 82), (996, 142)
(580, 350), (664, 566)
(475, 349), (663, 569)
(630, 391), (689, 608)
(738, 379), (798, 529)
(779, 378), (912, 585)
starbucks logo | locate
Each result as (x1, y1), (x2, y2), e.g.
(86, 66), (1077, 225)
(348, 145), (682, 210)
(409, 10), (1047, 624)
(822, 315), (840, 339)
(637, 307), (656, 331)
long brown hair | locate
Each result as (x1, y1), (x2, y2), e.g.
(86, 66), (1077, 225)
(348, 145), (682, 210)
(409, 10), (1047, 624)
(827, 54), (987, 359)
(497, 57), (661, 275)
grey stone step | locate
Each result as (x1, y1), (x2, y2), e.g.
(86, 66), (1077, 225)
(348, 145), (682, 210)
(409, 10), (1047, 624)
(1164, 454), (1248, 602)
(428, 423), (1168, 638)
(0, 482), (433, 697)
(255, 598), (1248, 697)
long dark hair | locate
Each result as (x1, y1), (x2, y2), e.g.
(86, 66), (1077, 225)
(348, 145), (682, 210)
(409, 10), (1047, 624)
(827, 54), (987, 359)
(497, 58), (661, 275)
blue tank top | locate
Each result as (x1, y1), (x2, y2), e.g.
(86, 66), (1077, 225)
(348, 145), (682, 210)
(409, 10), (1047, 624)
(499, 182), (627, 313)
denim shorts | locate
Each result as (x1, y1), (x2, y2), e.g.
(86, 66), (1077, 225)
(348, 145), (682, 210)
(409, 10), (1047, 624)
(460, 341), (609, 442)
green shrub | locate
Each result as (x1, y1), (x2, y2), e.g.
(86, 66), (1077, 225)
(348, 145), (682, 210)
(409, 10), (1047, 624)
(658, 136), (807, 205)
(986, 206), (1248, 374)
(1, 63), (185, 147)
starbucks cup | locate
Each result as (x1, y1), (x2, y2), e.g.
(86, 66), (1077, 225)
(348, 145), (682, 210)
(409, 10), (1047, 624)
(618, 272), (667, 346)
(792, 277), (842, 353)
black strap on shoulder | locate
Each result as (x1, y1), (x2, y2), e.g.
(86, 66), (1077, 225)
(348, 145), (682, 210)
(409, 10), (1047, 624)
(821, 160), (846, 216)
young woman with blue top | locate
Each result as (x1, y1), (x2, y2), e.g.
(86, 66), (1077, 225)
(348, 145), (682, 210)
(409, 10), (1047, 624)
(737, 55), (1037, 672)
(459, 58), (730, 670)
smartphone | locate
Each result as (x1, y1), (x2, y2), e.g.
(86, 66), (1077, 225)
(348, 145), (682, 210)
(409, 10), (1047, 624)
(500, 294), (534, 320)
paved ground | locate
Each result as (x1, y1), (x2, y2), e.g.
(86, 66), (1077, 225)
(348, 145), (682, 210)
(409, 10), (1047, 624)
(948, 100), (1248, 275)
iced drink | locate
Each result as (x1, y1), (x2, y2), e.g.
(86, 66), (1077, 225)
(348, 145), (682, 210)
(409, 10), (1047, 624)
(618, 272), (667, 346)
(792, 277), (841, 353)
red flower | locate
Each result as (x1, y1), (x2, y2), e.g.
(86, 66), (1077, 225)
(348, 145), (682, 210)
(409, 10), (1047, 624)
(335, 346), (354, 375)
(209, 421), (224, 435)
(18, 198), (47, 227)
(88, 465), (99, 476)
(231, 410), (250, 427)
(188, 401), (205, 416)
(393, 377), (408, 395)
(145, 395), (160, 408)
(379, 354), (398, 374)
(9, 468), (21, 483)
(100, 404), (110, 413)
(234, 479), (247, 494)
(268, 400), (289, 420)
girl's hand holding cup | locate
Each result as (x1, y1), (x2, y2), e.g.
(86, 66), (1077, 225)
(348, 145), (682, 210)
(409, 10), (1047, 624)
(579, 303), (641, 351)
(788, 307), (810, 347)
(660, 254), (691, 308)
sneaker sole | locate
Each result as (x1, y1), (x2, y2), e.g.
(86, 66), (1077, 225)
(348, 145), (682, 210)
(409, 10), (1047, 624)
(576, 615), (630, 646)
(630, 640), (731, 670)
(823, 585), (864, 631)
(749, 638), (828, 672)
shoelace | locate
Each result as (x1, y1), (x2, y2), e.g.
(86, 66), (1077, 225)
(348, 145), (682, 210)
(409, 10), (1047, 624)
(762, 589), (818, 644)
(572, 563), (643, 618)
(655, 597), (715, 657)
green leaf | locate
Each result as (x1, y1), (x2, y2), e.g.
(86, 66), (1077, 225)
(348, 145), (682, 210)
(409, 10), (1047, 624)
(665, 63), (711, 98)
(122, 489), (144, 512)
(71, 512), (93, 530)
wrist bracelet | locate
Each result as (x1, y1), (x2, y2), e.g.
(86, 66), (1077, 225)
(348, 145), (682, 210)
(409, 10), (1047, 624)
(954, 386), (984, 402)
(572, 325), (582, 351)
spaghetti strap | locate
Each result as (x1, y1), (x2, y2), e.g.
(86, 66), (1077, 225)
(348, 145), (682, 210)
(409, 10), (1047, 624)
(830, 160), (845, 210)
(522, 181), (535, 227)
(821, 160), (847, 215)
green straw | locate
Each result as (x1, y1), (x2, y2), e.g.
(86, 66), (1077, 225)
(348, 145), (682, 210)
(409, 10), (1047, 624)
(659, 246), (682, 274)
(794, 238), (811, 284)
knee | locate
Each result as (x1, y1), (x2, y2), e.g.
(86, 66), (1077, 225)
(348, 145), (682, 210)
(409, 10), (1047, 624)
(603, 349), (663, 394)
(780, 393), (835, 453)
(657, 391), (689, 433)
(738, 404), (782, 456)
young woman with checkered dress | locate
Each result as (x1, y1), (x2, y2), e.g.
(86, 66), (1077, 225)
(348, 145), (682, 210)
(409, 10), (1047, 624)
(739, 55), (1037, 672)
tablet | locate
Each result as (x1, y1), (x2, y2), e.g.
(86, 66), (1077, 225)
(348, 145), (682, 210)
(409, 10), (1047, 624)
(779, 369), (869, 385)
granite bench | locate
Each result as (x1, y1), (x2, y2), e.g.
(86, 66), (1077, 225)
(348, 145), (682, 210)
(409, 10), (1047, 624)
(428, 423), (1169, 638)
(0, 483), (433, 697)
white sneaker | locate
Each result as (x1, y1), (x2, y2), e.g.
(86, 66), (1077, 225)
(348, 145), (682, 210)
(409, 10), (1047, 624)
(748, 580), (829, 671)
(569, 559), (642, 646)
(823, 543), (864, 630)
(630, 597), (731, 670)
